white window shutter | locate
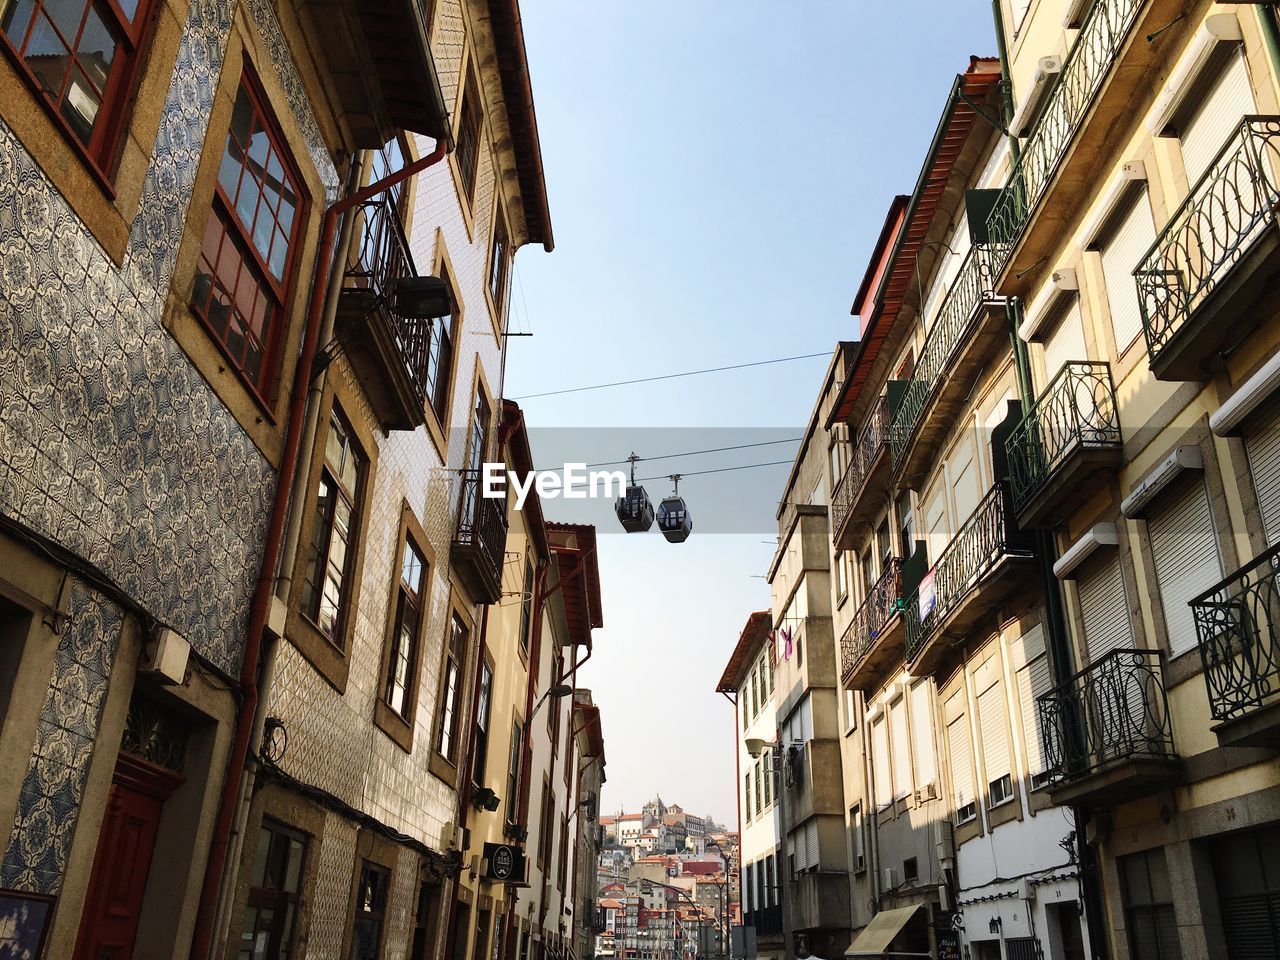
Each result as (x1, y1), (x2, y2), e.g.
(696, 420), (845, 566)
(945, 689), (974, 811)
(872, 715), (891, 809)
(1078, 553), (1134, 663)
(1147, 477), (1222, 657)
(910, 681), (937, 788)
(1099, 190), (1157, 351)
(1179, 51), (1255, 186)
(978, 681), (1011, 786)
(1246, 404), (1280, 544)
(890, 698), (912, 800)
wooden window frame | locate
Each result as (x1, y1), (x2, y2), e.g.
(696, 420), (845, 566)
(429, 595), (474, 785)
(0, 0), (159, 186)
(374, 503), (436, 752)
(241, 818), (309, 960)
(505, 714), (523, 826)
(350, 858), (391, 960)
(191, 67), (308, 407)
(452, 63), (484, 213)
(471, 651), (495, 789)
(485, 197), (511, 338)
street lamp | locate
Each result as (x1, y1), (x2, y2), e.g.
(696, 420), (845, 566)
(703, 837), (731, 960)
(640, 880), (712, 960)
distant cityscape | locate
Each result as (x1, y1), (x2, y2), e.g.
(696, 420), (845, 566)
(593, 798), (741, 960)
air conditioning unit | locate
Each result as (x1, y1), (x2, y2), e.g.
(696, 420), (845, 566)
(1010, 56), (1064, 137)
(142, 627), (190, 685)
(883, 867), (899, 890)
(915, 782), (939, 803)
(932, 819), (955, 862)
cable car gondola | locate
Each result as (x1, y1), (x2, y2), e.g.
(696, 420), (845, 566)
(657, 475), (692, 543)
(615, 454), (655, 532)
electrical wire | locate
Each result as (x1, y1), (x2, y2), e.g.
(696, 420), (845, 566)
(533, 437), (802, 472)
(512, 352), (831, 400)
(635, 459), (793, 483)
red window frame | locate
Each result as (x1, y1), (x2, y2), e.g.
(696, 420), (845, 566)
(0, 0), (157, 183)
(191, 69), (307, 405)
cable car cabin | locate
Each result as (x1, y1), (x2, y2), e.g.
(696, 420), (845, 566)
(658, 496), (692, 542)
(615, 486), (655, 533)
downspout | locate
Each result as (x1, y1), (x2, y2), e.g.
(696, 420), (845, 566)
(1257, 5), (1280, 91)
(191, 137), (450, 960)
(989, 5), (1107, 957)
(207, 149), (371, 960)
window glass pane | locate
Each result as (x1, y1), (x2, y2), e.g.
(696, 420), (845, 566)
(76, 6), (115, 91)
(2, 0), (37, 47)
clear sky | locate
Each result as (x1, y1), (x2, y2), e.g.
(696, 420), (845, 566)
(504, 2), (998, 827)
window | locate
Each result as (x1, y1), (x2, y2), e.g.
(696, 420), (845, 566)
(352, 861), (390, 960)
(385, 537), (426, 718)
(897, 492), (915, 559)
(1095, 188), (1157, 351)
(194, 76), (304, 397)
(871, 713), (891, 810)
(977, 676), (1013, 808)
(370, 135), (408, 215)
(1146, 476), (1222, 658)
(506, 719), (523, 824)
(240, 821), (306, 960)
(754, 759), (763, 817)
(1015, 625), (1054, 787)
(889, 697), (911, 801)
(472, 659), (494, 785)
(489, 212), (510, 311)
(301, 411), (365, 644)
(425, 262), (457, 422)
(849, 806), (865, 873)
(945, 690), (977, 824)
(762, 750), (772, 808)
(455, 68), (483, 205)
(1119, 849), (1183, 960)
(902, 857), (918, 882)
(750, 664), (760, 718)
(834, 551), (850, 604)
(1, 0), (155, 170)
(743, 772), (752, 823)
(539, 780), (553, 867)
(909, 680), (936, 789)
(436, 614), (468, 763)
(519, 554), (534, 652)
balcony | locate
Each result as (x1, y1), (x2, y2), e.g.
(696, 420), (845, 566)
(831, 399), (891, 550)
(335, 199), (437, 431)
(986, 0), (1185, 293)
(298, 0), (448, 147)
(903, 484), (1035, 673)
(889, 245), (1005, 487)
(451, 469), (509, 604)
(1006, 362), (1123, 528)
(790, 872), (852, 934)
(1039, 648), (1180, 808)
(1136, 117), (1280, 381)
(840, 559), (904, 692)
(1192, 542), (1280, 748)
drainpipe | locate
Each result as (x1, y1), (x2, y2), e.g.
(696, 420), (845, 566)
(717, 691), (741, 960)
(207, 149), (371, 960)
(191, 137), (450, 960)
(1257, 5), (1280, 93)
(990, 0), (1022, 167)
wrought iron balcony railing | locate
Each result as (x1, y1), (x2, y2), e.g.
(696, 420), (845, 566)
(1192, 541), (1280, 724)
(830, 398), (890, 540)
(452, 468), (509, 601)
(344, 198), (437, 404)
(1037, 648), (1174, 781)
(1006, 361), (1122, 515)
(986, 0), (1144, 264)
(839, 558), (903, 682)
(904, 484), (1032, 660)
(1136, 116), (1280, 367)
(889, 244), (999, 467)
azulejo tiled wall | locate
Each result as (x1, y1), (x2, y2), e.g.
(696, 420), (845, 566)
(0, 581), (123, 895)
(0, 0), (337, 676)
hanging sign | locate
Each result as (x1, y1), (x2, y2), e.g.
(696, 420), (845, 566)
(483, 842), (526, 883)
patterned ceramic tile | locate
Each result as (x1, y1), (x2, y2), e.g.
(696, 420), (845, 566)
(1, 582), (123, 894)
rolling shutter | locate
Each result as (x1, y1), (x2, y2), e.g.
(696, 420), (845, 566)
(1078, 552), (1134, 663)
(977, 681), (1011, 787)
(924, 486), (948, 562)
(945, 691), (974, 812)
(1245, 404), (1280, 545)
(1042, 295), (1088, 381)
(871, 714), (891, 809)
(890, 697), (911, 800)
(1147, 476), (1222, 657)
(1099, 190), (1157, 351)
(951, 440), (982, 527)
(910, 680), (937, 788)
(1179, 50), (1255, 187)
(1012, 624), (1052, 780)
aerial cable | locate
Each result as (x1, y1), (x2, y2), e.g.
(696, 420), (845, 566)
(535, 437), (803, 472)
(634, 459), (793, 483)
(512, 352), (831, 399)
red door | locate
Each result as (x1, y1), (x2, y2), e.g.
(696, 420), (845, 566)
(73, 753), (183, 960)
